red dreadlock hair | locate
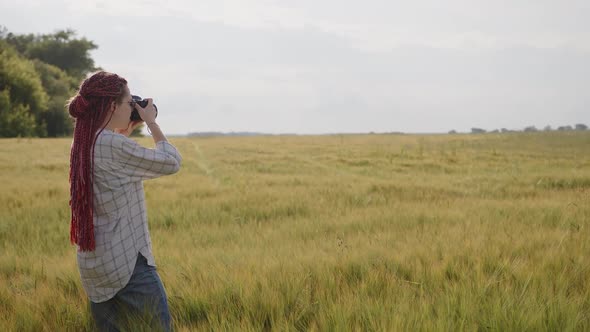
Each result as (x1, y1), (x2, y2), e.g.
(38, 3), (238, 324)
(68, 71), (128, 251)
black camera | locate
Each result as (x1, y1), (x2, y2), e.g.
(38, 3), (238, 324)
(130, 95), (158, 122)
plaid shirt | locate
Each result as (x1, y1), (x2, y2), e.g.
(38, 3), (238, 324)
(76, 128), (182, 303)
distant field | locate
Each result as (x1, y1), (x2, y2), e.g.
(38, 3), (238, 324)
(1, 132), (589, 331)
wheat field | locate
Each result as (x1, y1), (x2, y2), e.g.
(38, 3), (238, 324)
(0, 132), (589, 331)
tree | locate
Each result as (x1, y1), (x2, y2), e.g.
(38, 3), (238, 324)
(471, 128), (486, 134)
(3, 29), (98, 80)
(0, 40), (48, 136)
(575, 123), (588, 131)
(0, 27), (99, 137)
(524, 126), (538, 132)
(131, 124), (145, 137)
(0, 103), (38, 137)
(0, 88), (37, 137)
(33, 60), (76, 136)
(0, 26), (34, 55)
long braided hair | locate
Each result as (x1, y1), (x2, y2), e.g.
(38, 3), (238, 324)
(68, 71), (128, 251)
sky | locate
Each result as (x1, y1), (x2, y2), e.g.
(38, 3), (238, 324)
(1, 0), (589, 135)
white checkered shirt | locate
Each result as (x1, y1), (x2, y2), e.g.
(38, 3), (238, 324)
(76, 128), (182, 303)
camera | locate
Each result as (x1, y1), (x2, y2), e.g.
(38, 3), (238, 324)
(130, 95), (158, 121)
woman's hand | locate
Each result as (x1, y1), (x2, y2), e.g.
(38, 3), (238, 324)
(135, 98), (157, 124)
(116, 120), (144, 137)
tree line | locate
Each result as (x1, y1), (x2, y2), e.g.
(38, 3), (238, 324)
(454, 124), (588, 135)
(0, 27), (98, 137)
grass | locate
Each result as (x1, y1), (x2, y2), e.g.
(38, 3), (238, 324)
(0, 131), (589, 331)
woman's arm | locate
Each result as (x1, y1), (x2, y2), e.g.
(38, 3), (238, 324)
(111, 97), (181, 180)
(134, 98), (168, 143)
(114, 137), (182, 181)
(146, 121), (166, 143)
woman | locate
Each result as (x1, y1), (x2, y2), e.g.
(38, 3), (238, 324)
(68, 71), (181, 331)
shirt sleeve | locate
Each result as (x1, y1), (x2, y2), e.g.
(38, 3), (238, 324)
(114, 136), (182, 181)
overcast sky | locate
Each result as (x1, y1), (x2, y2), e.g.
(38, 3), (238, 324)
(1, 0), (589, 134)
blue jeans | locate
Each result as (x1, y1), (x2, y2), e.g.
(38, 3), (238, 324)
(90, 253), (172, 332)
